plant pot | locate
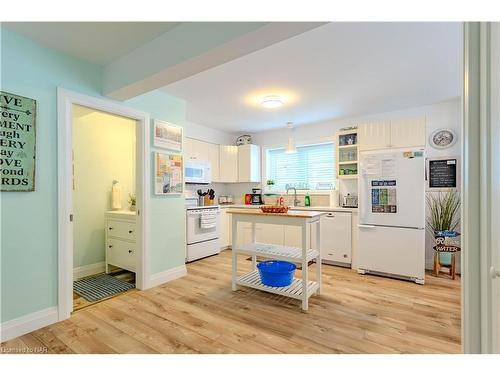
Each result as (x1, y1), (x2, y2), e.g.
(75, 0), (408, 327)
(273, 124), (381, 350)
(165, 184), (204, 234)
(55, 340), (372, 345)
(130, 204), (136, 211)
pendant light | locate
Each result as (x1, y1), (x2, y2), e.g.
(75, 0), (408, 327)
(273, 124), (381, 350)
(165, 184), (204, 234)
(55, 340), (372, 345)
(285, 122), (297, 154)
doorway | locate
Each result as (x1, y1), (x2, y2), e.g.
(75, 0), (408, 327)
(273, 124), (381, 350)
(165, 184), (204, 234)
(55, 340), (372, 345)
(57, 88), (150, 321)
(72, 105), (137, 310)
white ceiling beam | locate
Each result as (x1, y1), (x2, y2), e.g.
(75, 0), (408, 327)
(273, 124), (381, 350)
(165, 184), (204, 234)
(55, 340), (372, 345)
(103, 22), (326, 101)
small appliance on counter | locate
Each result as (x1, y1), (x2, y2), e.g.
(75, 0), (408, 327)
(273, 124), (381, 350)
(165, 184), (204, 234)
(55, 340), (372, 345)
(250, 188), (263, 205)
(342, 193), (358, 208)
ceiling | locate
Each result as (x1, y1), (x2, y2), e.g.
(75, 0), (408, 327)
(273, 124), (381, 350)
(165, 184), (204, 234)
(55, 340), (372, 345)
(162, 22), (462, 134)
(2, 22), (180, 65)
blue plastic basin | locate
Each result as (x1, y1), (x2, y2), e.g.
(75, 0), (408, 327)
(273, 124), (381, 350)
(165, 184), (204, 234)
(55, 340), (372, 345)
(257, 260), (296, 287)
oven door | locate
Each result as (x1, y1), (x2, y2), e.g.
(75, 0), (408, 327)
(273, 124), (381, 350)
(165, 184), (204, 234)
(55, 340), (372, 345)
(186, 209), (219, 244)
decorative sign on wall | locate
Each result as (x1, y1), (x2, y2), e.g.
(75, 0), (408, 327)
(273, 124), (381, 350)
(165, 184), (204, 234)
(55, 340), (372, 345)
(154, 152), (183, 195)
(153, 120), (183, 152)
(0, 91), (37, 191)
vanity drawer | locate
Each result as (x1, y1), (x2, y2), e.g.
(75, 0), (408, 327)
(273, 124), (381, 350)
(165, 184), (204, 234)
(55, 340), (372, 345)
(107, 219), (136, 241)
(107, 238), (136, 271)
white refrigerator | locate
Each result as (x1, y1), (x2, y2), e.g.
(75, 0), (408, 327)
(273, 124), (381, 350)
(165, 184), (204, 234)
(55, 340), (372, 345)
(358, 147), (426, 284)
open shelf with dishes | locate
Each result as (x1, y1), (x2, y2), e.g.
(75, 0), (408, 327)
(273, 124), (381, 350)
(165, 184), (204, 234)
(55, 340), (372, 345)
(336, 128), (358, 179)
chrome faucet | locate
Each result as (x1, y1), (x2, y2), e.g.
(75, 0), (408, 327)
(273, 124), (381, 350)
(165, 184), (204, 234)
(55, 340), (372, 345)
(286, 187), (300, 206)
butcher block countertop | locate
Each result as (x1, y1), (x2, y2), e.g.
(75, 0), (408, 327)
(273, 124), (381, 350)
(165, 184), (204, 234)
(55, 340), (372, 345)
(226, 208), (325, 218)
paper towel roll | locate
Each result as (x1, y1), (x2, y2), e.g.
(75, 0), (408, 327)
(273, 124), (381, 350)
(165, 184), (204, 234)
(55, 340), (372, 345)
(111, 181), (122, 210)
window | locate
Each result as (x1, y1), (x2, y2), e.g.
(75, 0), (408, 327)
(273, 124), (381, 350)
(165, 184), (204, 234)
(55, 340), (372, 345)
(266, 142), (335, 191)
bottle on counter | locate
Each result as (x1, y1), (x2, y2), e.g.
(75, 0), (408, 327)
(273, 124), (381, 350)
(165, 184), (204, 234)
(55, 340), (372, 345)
(304, 194), (311, 207)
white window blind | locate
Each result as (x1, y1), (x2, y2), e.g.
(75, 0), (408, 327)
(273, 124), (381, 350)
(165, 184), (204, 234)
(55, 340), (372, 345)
(267, 142), (335, 191)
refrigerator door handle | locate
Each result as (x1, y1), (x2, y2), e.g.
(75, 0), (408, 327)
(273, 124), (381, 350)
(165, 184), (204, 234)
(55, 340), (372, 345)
(358, 224), (376, 229)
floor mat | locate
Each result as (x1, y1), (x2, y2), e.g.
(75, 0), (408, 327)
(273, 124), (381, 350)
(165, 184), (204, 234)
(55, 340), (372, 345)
(73, 274), (135, 302)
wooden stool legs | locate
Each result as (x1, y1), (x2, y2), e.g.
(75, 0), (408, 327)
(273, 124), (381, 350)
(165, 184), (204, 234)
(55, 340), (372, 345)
(450, 254), (456, 280)
(434, 252), (441, 276)
(434, 251), (457, 279)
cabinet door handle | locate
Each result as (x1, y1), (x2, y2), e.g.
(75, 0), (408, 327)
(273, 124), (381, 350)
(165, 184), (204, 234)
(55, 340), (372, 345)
(128, 250), (133, 254)
(128, 230), (133, 234)
(108, 227), (113, 230)
(343, 254), (348, 258)
(108, 245), (113, 248)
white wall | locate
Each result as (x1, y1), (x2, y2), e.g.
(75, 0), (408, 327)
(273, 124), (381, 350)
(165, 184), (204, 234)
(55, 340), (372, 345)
(251, 97), (462, 270)
(73, 105), (136, 269)
(184, 120), (235, 145)
(251, 97), (461, 149)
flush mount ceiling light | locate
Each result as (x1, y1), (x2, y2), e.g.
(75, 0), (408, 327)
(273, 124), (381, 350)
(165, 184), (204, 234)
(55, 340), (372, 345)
(285, 122), (297, 154)
(261, 95), (284, 109)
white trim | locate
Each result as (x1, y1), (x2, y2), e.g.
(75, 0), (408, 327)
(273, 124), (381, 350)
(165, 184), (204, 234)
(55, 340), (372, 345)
(149, 265), (187, 288)
(57, 88), (151, 323)
(73, 262), (106, 280)
(0, 307), (58, 343)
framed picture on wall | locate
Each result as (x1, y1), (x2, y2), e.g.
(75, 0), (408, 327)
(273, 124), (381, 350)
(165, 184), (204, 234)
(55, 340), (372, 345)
(153, 120), (183, 151)
(154, 152), (183, 195)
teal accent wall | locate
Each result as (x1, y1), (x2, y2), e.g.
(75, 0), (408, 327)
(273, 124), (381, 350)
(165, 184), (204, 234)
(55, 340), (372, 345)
(0, 28), (187, 323)
(125, 91), (187, 274)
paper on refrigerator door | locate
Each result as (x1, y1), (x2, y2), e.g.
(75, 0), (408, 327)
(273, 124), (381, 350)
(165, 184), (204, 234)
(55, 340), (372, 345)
(381, 158), (397, 179)
(371, 180), (397, 213)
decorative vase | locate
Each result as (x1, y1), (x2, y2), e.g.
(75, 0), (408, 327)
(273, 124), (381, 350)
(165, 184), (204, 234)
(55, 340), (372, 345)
(130, 204), (136, 211)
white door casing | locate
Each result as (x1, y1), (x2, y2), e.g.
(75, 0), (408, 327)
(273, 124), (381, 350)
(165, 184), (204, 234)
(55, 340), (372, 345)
(489, 22), (500, 353)
(57, 88), (150, 322)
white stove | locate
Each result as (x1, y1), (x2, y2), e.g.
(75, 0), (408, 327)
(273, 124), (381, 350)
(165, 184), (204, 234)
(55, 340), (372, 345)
(185, 199), (221, 262)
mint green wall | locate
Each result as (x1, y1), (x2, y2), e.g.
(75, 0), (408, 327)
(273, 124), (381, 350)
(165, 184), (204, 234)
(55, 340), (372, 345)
(125, 91), (187, 274)
(0, 28), (187, 323)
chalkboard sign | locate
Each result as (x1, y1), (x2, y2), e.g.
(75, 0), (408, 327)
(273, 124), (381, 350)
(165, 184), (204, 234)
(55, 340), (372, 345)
(429, 159), (457, 188)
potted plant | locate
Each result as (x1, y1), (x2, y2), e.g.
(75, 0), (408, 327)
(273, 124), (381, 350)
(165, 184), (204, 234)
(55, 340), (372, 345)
(426, 190), (461, 268)
(128, 193), (136, 211)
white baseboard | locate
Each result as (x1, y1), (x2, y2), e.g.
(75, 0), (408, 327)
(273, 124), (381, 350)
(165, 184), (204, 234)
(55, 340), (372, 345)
(149, 265), (187, 288)
(0, 307), (58, 343)
(73, 261), (105, 280)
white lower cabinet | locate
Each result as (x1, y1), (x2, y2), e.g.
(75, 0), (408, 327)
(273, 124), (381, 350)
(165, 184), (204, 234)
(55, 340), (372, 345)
(283, 225), (301, 248)
(221, 209), (356, 268)
(219, 208), (231, 248)
(257, 223), (284, 245)
(105, 211), (137, 273)
(320, 212), (352, 264)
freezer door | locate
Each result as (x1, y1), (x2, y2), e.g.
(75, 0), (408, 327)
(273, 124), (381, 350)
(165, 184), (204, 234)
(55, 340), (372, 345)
(359, 148), (425, 228)
(358, 224), (425, 281)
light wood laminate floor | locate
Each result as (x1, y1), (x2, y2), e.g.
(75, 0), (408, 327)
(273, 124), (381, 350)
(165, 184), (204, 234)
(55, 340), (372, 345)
(1, 250), (461, 354)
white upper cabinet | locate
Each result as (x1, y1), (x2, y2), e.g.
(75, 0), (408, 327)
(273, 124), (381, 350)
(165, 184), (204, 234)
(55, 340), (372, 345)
(219, 145), (238, 182)
(358, 121), (391, 151)
(390, 117), (426, 148)
(184, 137), (210, 160)
(208, 143), (220, 182)
(238, 144), (261, 182)
(358, 117), (426, 151)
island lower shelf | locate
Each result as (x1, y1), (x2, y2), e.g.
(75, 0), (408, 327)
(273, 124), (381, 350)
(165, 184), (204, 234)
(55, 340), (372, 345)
(235, 242), (319, 262)
(236, 270), (320, 300)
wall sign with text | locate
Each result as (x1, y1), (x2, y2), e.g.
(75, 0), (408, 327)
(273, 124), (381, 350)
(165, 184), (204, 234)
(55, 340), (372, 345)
(0, 91), (37, 191)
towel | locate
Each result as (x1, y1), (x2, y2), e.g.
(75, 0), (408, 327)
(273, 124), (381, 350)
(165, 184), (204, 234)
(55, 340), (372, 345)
(200, 210), (217, 229)
(111, 182), (122, 210)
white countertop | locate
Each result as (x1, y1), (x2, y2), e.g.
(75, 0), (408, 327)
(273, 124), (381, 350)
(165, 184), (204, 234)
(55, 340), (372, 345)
(218, 204), (358, 213)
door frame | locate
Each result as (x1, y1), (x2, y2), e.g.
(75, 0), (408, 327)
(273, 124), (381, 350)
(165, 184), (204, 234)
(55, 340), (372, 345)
(57, 88), (151, 321)
(462, 22), (499, 353)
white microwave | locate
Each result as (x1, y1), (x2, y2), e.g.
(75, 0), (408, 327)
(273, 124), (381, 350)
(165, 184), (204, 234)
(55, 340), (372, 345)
(185, 160), (212, 184)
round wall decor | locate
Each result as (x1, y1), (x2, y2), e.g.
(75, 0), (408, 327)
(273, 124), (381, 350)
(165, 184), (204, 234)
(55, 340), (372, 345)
(429, 128), (457, 149)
